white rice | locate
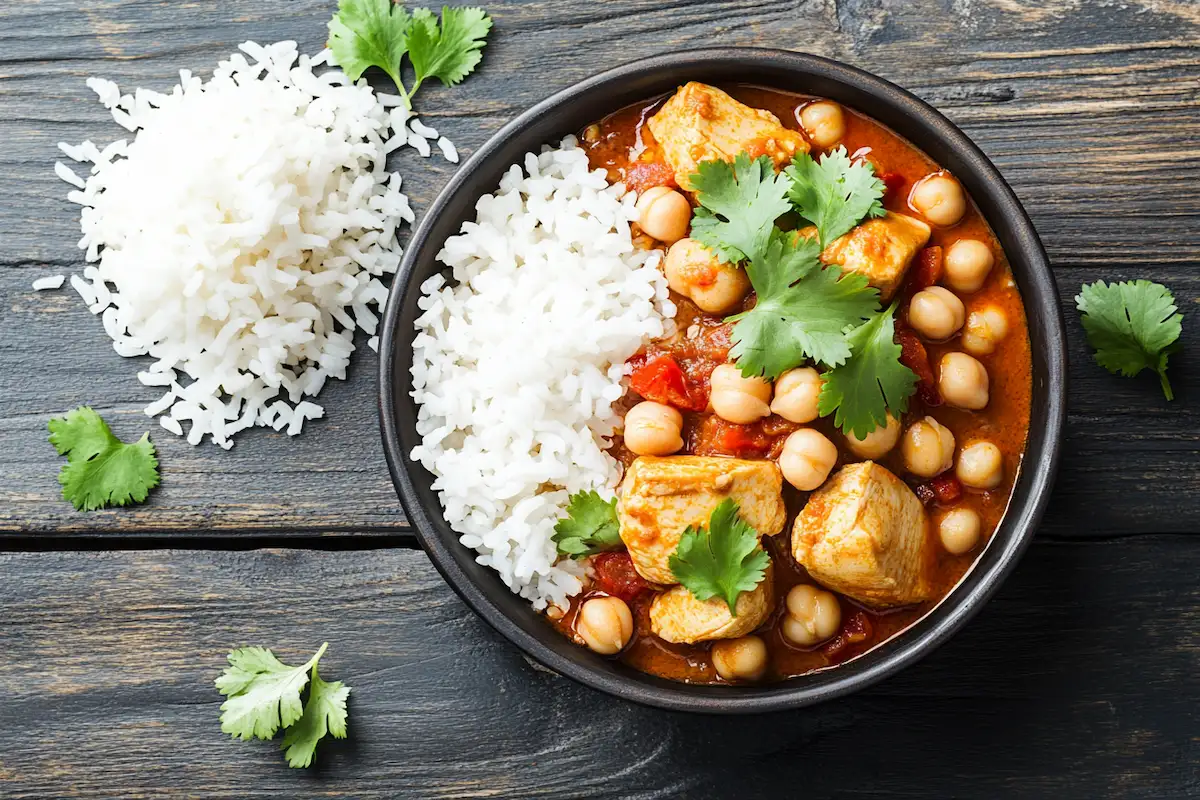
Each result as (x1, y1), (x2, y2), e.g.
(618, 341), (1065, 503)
(408, 119), (439, 139)
(436, 136), (459, 163)
(32, 275), (66, 291)
(54, 41), (418, 446)
(409, 137), (676, 609)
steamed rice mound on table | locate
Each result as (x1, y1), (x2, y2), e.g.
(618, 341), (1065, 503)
(410, 137), (675, 609)
(55, 41), (419, 446)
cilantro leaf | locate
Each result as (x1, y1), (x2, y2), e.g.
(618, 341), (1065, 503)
(668, 499), (770, 615)
(327, 3), (492, 110)
(281, 662), (351, 769)
(216, 644), (327, 742)
(785, 147), (886, 248)
(818, 302), (918, 438)
(1076, 280), (1183, 400)
(552, 490), (622, 558)
(327, 0), (411, 92)
(217, 643), (352, 769)
(729, 230), (879, 378)
(689, 153), (793, 264)
(407, 6), (493, 94)
(47, 406), (159, 511)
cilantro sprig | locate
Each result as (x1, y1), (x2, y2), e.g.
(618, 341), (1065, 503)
(217, 642), (351, 769)
(1076, 280), (1183, 400)
(729, 230), (878, 378)
(47, 406), (159, 511)
(690, 153), (793, 264)
(668, 499), (769, 615)
(328, 1), (493, 110)
(685, 145), (914, 435)
(818, 302), (918, 439)
(553, 490), (623, 558)
(785, 147), (886, 248)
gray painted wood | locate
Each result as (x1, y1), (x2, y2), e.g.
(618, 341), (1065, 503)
(2, 0), (1199, 538)
(2, 541), (1198, 798)
(2, 3), (1200, 797)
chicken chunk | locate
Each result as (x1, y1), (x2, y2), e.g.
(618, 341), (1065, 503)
(618, 456), (787, 585)
(650, 565), (775, 644)
(821, 213), (932, 301)
(791, 461), (931, 608)
(647, 82), (809, 191)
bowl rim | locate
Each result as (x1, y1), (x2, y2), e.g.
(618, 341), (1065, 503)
(379, 47), (1067, 714)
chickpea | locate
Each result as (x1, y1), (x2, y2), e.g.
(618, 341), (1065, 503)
(845, 413), (901, 460)
(781, 584), (841, 646)
(623, 401), (683, 456)
(779, 428), (838, 491)
(576, 595), (634, 655)
(910, 172), (966, 227)
(901, 416), (956, 478)
(908, 286), (965, 341)
(711, 635), (769, 682)
(938, 352), (990, 410)
(664, 238), (751, 314)
(800, 101), (846, 149)
(938, 507), (982, 555)
(957, 440), (1004, 490)
(962, 306), (1009, 356)
(710, 364), (772, 425)
(944, 239), (994, 292)
(635, 186), (691, 244)
(769, 367), (822, 423)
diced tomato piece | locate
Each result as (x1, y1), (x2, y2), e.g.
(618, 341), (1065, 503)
(624, 161), (677, 194)
(590, 552), (651, 603)
(691, 416), (781, 458)
(914, 475), (963, 507)
(895, 321), (941, 407)
(879, 171), (906, 204)
(627, 354), (705, 412)
(718, 422), (773, 456)
(822, 611), (874, 659)
(930, 474), (963, 504)
(906, 246), (944, 296)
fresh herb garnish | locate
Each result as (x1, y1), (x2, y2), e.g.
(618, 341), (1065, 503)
(328, 1), (493, 110)
(327, 0), (412, 99)
(818, 302), (918, 438)
(728, 229), (878, 378)
(785, 146), (886, 248)
(553, 490), (623, 558)
(48, 406), (159, 511)
(1076, 280), (1183, 400)
(668, 499), (769, 615)
(280, 660), (352, 768)
(216, 643), (350, 769)
(407, 7), (493, 97)
(689, 153), (793, 264)
(685, 147), (913, 432)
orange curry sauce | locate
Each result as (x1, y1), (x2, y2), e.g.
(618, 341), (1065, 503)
(552, 86), (1032, 684)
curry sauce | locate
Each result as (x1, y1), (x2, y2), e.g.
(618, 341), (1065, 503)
(551, 85), (1032, 685)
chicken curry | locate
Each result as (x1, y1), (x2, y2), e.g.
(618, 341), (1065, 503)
(548, 82), (1031, 684)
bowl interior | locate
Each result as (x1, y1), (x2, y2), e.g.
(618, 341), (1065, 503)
(379, 49), (1066, 713)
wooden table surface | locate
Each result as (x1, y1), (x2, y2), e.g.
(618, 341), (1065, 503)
(3, 1), (1198, 797)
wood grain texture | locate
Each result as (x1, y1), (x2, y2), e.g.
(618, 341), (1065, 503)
(1, 542), (1198, 799)
(3, 0), (1199, 536)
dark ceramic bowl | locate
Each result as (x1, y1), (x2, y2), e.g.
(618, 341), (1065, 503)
(379, 48), (1067, 713)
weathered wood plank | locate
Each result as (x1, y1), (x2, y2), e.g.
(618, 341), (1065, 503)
(1, 540), (1197, 798)
(3, 0), (1199, 537)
